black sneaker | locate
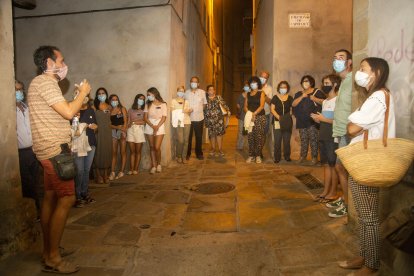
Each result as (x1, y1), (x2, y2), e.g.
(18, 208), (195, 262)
(84, 196), (96, 204)
(74, 200), (85, 208)
(196, 155), (204, 160)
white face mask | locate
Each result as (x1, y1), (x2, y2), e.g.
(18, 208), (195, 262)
(259, 77), (267, 85)
(190, 82), (198, 89)
(354, 71), (371, 88)
(302, 82), (310, 90)
(250, 82), (258, 90)
(279, 88), (288, 95)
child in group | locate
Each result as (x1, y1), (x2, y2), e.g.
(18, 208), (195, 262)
(126, 94), (146, 174)
(311, 74), (341, 204)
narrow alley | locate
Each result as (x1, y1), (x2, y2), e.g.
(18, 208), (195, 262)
(0, 121), (358, 275)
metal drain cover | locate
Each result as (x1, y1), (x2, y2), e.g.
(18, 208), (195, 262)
(296, 174), (324, 189)
(193, 182), (235, 195)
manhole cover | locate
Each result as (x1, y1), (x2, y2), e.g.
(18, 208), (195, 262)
(193, 182), (235, 195)
(296, 174), (324, 189)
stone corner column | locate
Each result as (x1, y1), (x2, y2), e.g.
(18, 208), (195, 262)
(0, 0), (37, 261)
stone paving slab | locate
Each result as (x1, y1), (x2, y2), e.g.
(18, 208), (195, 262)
(182, 212), (237, 232)
(0, 125), (362, 276)
(188, 196), (236, 213)
(72, 212), (116, 227)
(130, 233), (279, 276)
(71, 245), (136, 269)
(153, 191), (190, 204)
(103, 223), (141, 246)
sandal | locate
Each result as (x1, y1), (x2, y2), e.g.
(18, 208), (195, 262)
(319, 197), (338, 204)
(43, 260), (80, 274)
(313, 194), (325, 202)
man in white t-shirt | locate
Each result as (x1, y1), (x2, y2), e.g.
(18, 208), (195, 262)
(260, 71), (273, 158)
(185, 76), (207, 160)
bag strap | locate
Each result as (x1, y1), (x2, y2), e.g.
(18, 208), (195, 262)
(363, 89), (390, 149)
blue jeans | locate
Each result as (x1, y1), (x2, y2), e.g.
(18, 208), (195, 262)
(74, 146), (96, 200)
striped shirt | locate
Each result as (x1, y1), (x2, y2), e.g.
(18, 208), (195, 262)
(27, 74), (71, 160)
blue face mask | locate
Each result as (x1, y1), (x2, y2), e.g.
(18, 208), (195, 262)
(137, 99), (145, 106)
(16, 90), (24, 102)
(98, 94), (106, 102)
(333, 59), (346, 73)
(243, 86), (250, 92)
(147, 95), (155, 102)
(111, 100), (119, 107)
(177, 91), (185, 98)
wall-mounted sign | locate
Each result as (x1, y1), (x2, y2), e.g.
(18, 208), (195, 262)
(289, 13), (311, 28)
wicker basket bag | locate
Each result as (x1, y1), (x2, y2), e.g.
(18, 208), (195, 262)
(335, 91), (414, 187)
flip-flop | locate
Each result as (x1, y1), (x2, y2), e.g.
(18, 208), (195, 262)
(42, 260), (80, 274)
(313, 195), (325, 202)
(41, 247), (77, 264)
(319, 197), (338, 204)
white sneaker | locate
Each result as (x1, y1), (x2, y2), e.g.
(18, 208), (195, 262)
(132, 170), (138, 175)
(256, 156), (262, 164)
(150, 167), (156, 174)
(108, 172), (116, 181)
(156, 164), (162, 173)
(127, 171), (132, 175)
(246, 157), (255, 163)
(116, 172), (124, 179)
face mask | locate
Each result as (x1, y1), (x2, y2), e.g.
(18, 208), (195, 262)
(279, 88), (288, 95)
(98, 95), (106, 102)
(259, 77), (267, 85)
(302, 82), (310, 90)
(321, 85), (333, 94)
(190, 82), (198, 89)
(355, 71), (371, 88)
(82, 97), (89, 104)
(137, 99), (145, 106)
(147, 95), (155, 102)
(243, 86), (250, 92)
(111, 100), (119, 107)
(45, 63), (68, 80)
(250, 82), (258, 90)
(16, 90), (24, 102)
(177, 91), (185, 98)
(333, 59), (346, 73)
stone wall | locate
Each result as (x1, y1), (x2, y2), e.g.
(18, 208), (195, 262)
(14, 0), (220, 166)
(253, 0), (352, 159)
(353, 0), (414, 275)
(0, 0), (37, 260)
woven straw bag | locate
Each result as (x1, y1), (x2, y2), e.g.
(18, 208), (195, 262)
(335, 90), (414, 187)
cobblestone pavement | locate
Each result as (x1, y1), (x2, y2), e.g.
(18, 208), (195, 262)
(0, 124), (358, 276)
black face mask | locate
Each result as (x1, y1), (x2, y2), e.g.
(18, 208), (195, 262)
(322, 85), (333, 94)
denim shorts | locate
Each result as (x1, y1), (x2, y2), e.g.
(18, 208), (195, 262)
(335, 135), (350, 165)
(320, 139), (338, 167)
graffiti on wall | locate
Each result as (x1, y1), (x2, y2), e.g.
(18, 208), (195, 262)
(367, 0), (414, 140)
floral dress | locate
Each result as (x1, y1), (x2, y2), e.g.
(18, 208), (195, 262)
(204, 96), (229, 138)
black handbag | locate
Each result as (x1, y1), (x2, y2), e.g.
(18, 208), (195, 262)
(49, 144), (76, 180)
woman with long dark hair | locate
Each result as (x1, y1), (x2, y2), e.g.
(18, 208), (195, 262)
(338, 57), (395, 275)
(244, 76), (266, 163)
(126, 93), (146, 174)
(109, 94), (128, 180)
(93, 87), (112, 183)
(144, 87), (167, 174)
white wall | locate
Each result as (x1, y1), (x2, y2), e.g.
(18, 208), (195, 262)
(367, 0), (414, 139)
